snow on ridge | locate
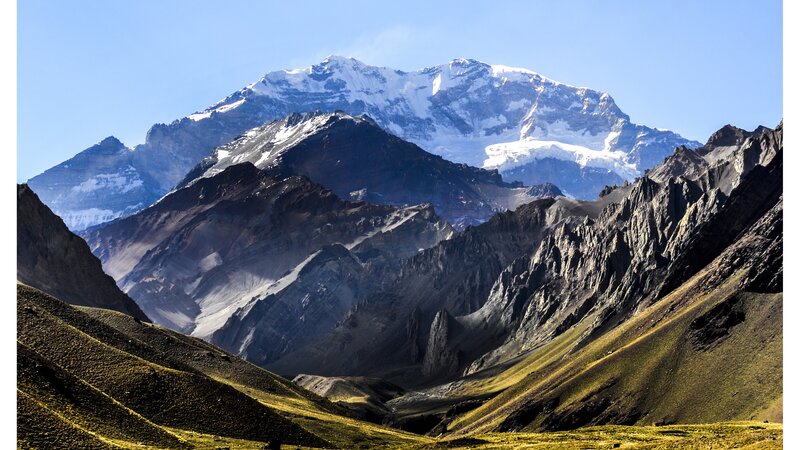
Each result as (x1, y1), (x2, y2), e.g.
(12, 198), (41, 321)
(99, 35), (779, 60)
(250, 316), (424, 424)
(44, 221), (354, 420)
(484, 137), (637, 179)
(175, 56), (696, 183)
(71, 169), (144, 194)
(199, 112), (347, 182)
(188, 98), (247, 122)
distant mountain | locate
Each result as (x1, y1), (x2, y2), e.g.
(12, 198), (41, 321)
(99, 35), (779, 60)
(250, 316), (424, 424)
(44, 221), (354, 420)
(83, 162), (453, 340)
(17, 184), (149, 321)
(28, 56), (698, 230)
(180, 111), (555, 228)
(26, 137), (164, 231)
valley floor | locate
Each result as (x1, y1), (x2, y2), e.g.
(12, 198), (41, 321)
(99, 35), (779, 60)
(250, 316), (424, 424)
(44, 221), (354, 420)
(163, 422), (784, 449)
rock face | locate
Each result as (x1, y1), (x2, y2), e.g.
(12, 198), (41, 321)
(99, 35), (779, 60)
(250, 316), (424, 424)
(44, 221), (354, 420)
(17, 184), (149, 321)
(273, 123), (780, 386)
(458, 123), (782, 377)
(264, 197), (566, 382)
(181, 111), (554, 229)
(28, 56), (697, 230)
(83, 162), (453, 352)
(422, 309), (462, 377)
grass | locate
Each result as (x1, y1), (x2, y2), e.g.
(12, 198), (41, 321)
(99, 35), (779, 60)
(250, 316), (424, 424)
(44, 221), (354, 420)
(411, 422), (782, 449)
(217, 377), (432, 449)
(445, 267), (781, 435)
(17, 264), (782, 449)
(17, 342), (189, 449)
(17, 284), (328, 448)
(17, 283), (433, 449)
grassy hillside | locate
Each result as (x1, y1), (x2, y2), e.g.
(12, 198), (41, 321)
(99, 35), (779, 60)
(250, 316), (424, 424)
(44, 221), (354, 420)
(16, 278), (783, 449)
(410, 422), (782, 449)
(443, 267), (781, 436)
(17, 283), (431, 449)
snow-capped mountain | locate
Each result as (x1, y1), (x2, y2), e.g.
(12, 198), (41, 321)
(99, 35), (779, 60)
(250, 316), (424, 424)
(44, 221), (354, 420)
(28, 56), (699, 230)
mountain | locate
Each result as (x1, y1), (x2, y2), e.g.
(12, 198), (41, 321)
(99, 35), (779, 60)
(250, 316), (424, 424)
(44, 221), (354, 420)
(179, 110), (554, 228)
(17, 184), (149, 321)
(28, 56), (698, 230)
(25, 137), (164, 231)
(83, 161), (453, 343)
(265, 122), (780, 424)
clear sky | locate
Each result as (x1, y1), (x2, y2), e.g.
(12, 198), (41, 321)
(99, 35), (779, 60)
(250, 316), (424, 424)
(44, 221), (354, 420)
(17, 0), (782, 182)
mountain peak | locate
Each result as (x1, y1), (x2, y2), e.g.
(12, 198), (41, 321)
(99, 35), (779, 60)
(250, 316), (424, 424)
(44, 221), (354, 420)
(320, 54), (360, 65)
(82, 136), (128, 156)
(705, 124), (748, 148)
(99, 136), (124, 147)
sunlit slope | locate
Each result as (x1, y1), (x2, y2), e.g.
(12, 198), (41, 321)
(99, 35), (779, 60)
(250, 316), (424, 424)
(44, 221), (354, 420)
(446, 266), (781, 435)
(17, 342), (189, 449)
(81, 305), (432, 449)
(411, 422), (781, 449)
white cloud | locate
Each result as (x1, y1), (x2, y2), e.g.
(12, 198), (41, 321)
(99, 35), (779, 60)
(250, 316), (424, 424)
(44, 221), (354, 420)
(289, 25), (439, 70)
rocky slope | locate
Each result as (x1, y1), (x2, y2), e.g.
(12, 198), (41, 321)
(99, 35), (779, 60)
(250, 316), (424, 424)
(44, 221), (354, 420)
(17, 184), (149, 321)
(447, 193), (782, 434)
(180, 110), (553, 228)
(28, 56), (697, 230)
(84, 161), (453, 347)
(255, 195), (598, 383)
(272, 123), (780, 392)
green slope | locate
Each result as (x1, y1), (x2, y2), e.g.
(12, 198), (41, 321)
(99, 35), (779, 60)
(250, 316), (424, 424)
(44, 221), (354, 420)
(445, 267), (781, 436)
(17, 343), (188, 449)
(17, 283), (435, 449)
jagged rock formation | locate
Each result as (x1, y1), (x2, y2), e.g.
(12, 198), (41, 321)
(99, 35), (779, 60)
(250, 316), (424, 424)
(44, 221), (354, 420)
(273, 123), (780, 388)
(457, 122), (783, 377)
(422, 309), (462, 377)
(84, 162), (453, 354)
(263, 197), (568, 382)
(27, 56), (697, 230)
(17, 184), (149, 321)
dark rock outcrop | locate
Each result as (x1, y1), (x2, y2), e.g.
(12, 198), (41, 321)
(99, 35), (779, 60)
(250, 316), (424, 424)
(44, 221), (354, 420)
(276, 123), (781, 387)
(17, 184), (149, 321)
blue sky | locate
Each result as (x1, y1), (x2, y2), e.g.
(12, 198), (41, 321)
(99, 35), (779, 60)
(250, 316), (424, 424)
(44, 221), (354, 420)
(17, 0), (782, 181)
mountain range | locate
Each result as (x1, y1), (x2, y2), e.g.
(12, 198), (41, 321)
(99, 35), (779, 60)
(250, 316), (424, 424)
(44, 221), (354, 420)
(16, 55), (782, 449)
(27, 56), (698, 230)
(18, 120), (782, 448)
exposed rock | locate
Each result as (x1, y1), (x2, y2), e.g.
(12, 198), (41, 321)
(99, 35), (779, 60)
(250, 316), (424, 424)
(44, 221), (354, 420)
(180, 111), (555, 229)
(279, 123), (781, 387)
(84, 162), (452, 342)
(422, 309), (462, 377)
(688, 294), (746, 351)
(17, 184), (149, 321)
